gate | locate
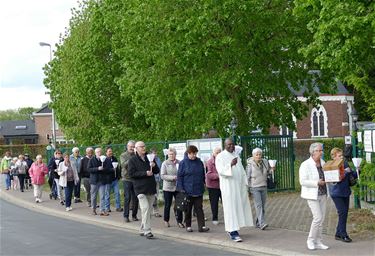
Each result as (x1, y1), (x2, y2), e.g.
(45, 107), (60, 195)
(239, 135), (295, 191)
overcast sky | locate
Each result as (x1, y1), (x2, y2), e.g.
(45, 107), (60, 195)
(0, 0), (78, 111)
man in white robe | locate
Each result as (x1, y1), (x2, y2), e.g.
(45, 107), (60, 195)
(215, 138), (253, 242)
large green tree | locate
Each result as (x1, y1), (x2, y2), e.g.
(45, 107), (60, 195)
(0, 107), (36, 121)
(45, 0), (335, 144)
(294, 0), (375, 121)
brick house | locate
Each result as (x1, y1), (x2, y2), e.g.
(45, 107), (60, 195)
(32, 105), (71, 145)
(269, 82), (355, 139)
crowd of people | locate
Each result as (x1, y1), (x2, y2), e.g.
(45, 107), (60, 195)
(0, 140), (357, 249)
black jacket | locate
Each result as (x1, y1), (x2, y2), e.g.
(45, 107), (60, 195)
(80, 156), (91, 178)
(108, 155), (121, 181)
(48, 157), (63, 179)
(88, 156), (113, 185)
(128, 152), (160, 196)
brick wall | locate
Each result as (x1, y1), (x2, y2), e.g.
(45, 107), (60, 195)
(34, 115), (64, 144)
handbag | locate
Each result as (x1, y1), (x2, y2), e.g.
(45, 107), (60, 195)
(175, 191), (190, 212)
(349, 171), (358, 187)
(267, 173), (276, 189)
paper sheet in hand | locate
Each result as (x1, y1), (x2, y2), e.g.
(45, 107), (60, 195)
(324, 169), (340, 182)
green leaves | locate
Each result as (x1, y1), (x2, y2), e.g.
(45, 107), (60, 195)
(44, 0), (335, 144)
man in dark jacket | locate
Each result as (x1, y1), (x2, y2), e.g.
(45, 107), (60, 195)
(80, 147), (93, 207)
(120, 140), (138, 222)
(128, 141), (160, 239)
(105, 147), (122, 212)
(88, 147), (113, 216)
(47, 150), (63, 203)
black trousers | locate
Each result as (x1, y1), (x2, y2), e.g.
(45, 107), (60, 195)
(163, 191), (183, 223)
(208, 188), (221, 221)
(185, 196), (205, 230)
(18, 174), (26, 192)
(123, 180), (138, 218)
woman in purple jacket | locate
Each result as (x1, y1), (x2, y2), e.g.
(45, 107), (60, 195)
(205, 147), (222, 225)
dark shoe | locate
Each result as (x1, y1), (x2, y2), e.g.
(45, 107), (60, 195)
(199, 226), (210, 232)
(335, 235), (352, 243)
(92, 209), (97, 215)
(74, 198), (83, 203)
(49, 194), (53, 199)
(108, 209), (112, 212)
(154, 213), (162, 217)
(177, 223), (185, 228)
(21, 190), (24, 192)
(124, 217), (130, 223)
(116, 208), (123, 212)
(145, 233), (154, 239)
(60, 201), (65, 206)
(260, 223), (268, 230)
(132, 217), (139, 221)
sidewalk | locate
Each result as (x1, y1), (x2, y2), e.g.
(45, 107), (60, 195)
(1, 188), (373, 256)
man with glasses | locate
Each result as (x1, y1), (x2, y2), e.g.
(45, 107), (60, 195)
(128, 141), (160, 239)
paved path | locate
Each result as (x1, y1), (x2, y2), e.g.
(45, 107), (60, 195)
(0, 188), (373, 256)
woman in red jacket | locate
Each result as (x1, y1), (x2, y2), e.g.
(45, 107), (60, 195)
(29, 155), (48, 203)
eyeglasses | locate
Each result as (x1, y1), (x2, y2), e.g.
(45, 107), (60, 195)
(314, 149), (323, 152)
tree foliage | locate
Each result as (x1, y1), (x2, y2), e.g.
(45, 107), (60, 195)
(0, 107), (36, 121)
(293, 0), (375, 121)
(45, 0), (335, 144)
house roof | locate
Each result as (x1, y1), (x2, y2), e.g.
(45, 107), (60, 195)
(0, 120), (36, 136)
(34, 104), (52, 114)
(290, 80), (350, 97)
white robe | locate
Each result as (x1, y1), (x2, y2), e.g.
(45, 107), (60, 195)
(216, 150), (254, 232)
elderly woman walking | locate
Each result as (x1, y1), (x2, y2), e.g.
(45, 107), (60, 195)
(58, 152), (79, 211)
(246, 148), (274, 230)
(161, 147), (184, 228)
(299, 142), (329, 251)
(28, 155), (48, 203)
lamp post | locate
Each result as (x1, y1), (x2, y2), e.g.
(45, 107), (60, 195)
(230, 118), (238, 143)
(351, 109), (361, 209)
(39, 42), (56, 149)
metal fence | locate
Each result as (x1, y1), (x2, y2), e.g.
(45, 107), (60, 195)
(239, 135), (295, 192)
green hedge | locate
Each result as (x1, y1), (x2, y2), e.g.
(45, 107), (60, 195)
(294, 138), (345, 161)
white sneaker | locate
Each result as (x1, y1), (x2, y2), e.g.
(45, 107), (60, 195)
(307, 240), (315, 250)
(315, 243), (329, 250)
(69, 207), (73, 211)
(38, 199), (42, 203)
(212, 221), (219, 225)
(66, 207), (70, 212)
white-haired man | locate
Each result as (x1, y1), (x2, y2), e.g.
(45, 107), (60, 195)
(128, 141), (160, 239)
(70, 147), (82, 203)
(80, 147), (94, 207)
(215, 138), (253, 242)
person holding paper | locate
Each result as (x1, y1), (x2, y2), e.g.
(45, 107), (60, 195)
(329, 148), (357, 243)
(105, 147), (123, 212)
(215, 138), (253, 242)
(58, 152), (79, 211)
(177, 145), (209, 233)
(128, 141), (160, 239)
(246, 148), (274, 230)
(299, 142), (329, 250)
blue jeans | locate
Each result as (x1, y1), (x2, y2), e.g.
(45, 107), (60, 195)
(105, 179), (121, 210)
(250, 186), (267, 227)
(73, 178), (81, 199)
(64, 181), (75, 208)
(331, 196), (350, 237)
(2, 174), (11, 190)
(99, 183), (110, 212)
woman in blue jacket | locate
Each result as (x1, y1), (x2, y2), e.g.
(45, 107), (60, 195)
(177, 145), (209, 233)
(329, 148), (357, 243)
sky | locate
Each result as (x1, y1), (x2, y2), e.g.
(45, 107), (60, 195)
(0, 0), (79, 111)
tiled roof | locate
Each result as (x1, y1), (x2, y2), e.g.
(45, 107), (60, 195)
(0, 120), (36, 136)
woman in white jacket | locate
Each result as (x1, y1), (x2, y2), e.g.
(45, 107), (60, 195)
(299, 142), (329, 251)
(58, 152), (79, 212)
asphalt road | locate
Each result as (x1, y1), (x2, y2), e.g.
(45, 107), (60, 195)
(0, 199), (245, 256)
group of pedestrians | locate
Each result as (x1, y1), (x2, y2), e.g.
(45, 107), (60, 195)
(0, 151), (33, 192)
(1, 140), (357, 249)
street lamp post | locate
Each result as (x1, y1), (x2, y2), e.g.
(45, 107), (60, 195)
(39, 42), (56, 149)
(351, 109), (361, 209)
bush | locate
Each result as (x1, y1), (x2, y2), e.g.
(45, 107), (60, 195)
(294, 138), (345, 161)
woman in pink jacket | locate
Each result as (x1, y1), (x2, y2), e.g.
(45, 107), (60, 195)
(29, 155), (48, 203)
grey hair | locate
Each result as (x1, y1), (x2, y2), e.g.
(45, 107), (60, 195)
(309, 143), (323, 155)
(72, 147), (80, 153)
(36, 154), (43, 160)
(127, 140), (136, 146)
(168, 147), (177, 155)
(252, 148), (263, 156)
(212, 146), (222, 154)
(86, 147), (94, 153)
